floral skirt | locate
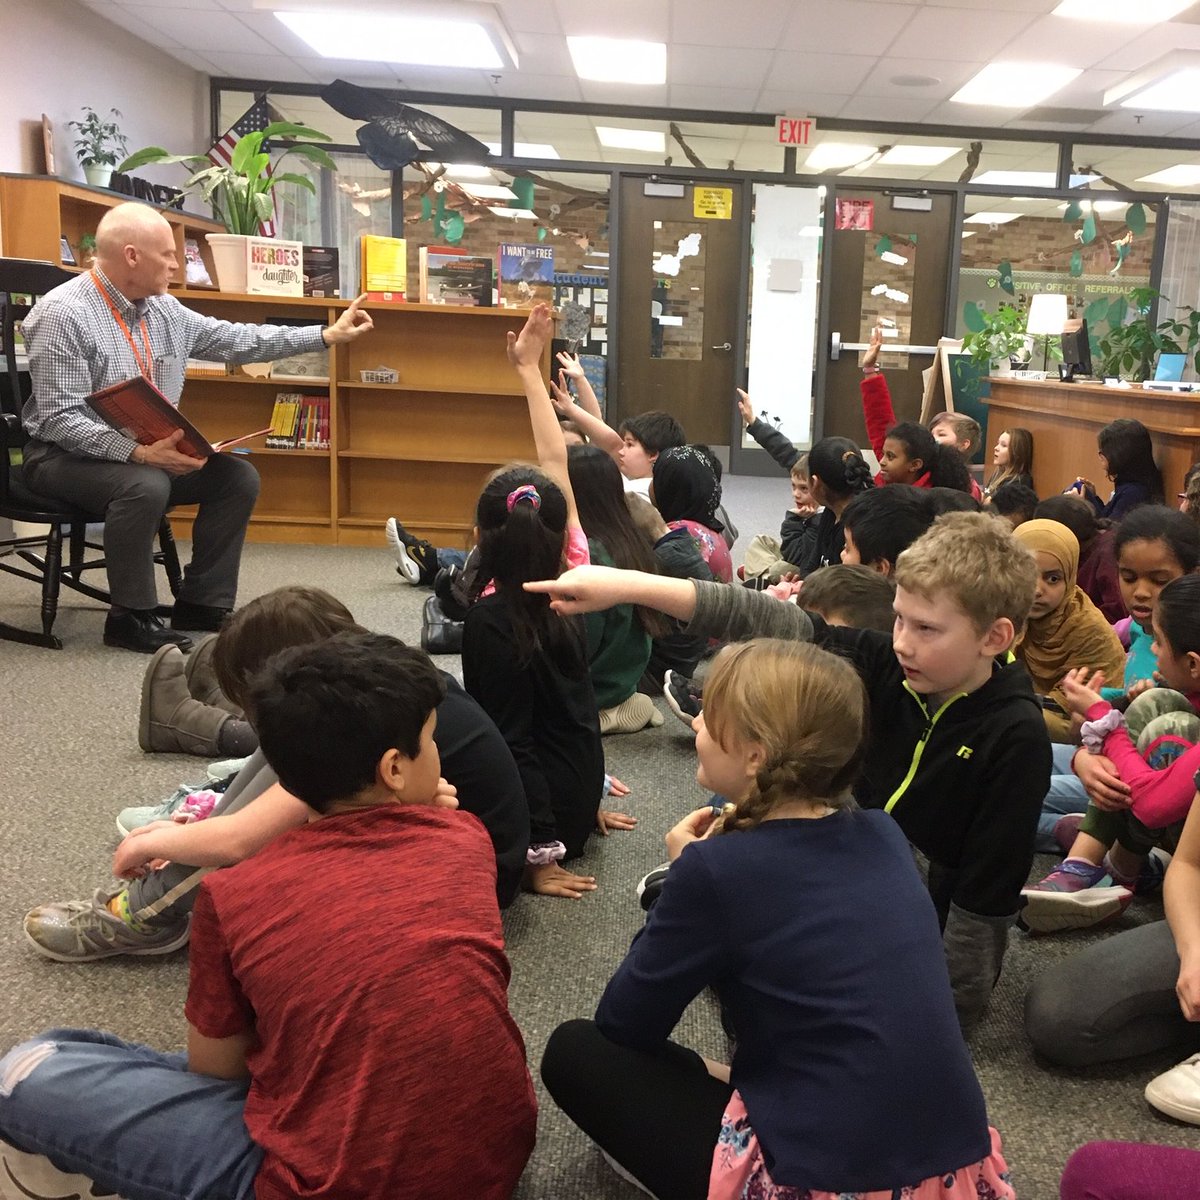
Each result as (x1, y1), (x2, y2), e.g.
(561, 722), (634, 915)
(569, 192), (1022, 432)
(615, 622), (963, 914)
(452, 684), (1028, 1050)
(708, 1091), (1015, 1200)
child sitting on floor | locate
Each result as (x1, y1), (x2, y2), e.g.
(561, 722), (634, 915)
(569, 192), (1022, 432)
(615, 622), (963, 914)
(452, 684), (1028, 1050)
(531, 511), (1051, 1033)
(1012, 518), (1126, 743)
(541, 638), (1015, 1200)
(984, 427), (1035, 501)
(0, 632), (537, 1200)
(463, 304), (627, 899)
(1069, 416), (1165, 520)
(991, 480), (1039, 529)
(651, 444), (734, 583)
(1022, 574), (1200, 933)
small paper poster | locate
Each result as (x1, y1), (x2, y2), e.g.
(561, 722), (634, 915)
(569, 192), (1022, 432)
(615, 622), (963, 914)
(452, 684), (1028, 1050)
(694, 186), (733, 220)
(835, 199), (874, 231)
(245, 237), (304, 295)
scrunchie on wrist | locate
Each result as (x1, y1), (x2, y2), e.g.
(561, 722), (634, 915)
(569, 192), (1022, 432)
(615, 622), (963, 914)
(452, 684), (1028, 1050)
(526, 841), (566, 866)
(1080, 707), (1125, 754)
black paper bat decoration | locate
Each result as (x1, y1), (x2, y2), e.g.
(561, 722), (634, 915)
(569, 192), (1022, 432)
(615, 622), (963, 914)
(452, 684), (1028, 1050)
(320, 79), (492, 171)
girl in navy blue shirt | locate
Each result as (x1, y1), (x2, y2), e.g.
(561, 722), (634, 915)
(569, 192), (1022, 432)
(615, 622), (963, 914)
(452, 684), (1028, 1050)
(542, 638), (1014, 1200)
(1072, 417), (1164, 520)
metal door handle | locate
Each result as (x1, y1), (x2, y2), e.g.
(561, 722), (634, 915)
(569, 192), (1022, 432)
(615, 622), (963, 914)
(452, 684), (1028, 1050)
(839, 342), (938, 355)
(711, 341), (732, 352)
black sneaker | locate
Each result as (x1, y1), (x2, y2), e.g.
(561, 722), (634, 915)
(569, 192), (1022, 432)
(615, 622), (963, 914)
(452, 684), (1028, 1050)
(663, 670), (703, 726)
(434, 566), (470, 622)
(636, 861), (672, 911)
(385, 517), (438, 587)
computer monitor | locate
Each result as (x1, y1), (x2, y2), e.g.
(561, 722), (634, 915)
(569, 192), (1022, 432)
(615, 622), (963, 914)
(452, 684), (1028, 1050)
(1059, 318), (1092, 381)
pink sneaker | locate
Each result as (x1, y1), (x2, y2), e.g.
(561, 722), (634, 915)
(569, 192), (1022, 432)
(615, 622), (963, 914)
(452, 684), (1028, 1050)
(1021, 859), (1132, 934)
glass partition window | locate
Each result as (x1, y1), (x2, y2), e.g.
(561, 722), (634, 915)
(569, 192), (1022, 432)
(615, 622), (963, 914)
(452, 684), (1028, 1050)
(1075, 146), (1200, 195)
(956, 193), (1157, 352)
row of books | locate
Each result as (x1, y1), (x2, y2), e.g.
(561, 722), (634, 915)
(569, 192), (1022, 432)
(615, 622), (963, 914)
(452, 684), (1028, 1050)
(359, 237), (555, 308)
(265, 393), (330, 451)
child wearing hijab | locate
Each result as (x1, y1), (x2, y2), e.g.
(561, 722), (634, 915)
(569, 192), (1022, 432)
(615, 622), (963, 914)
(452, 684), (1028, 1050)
(1012, 519), (1126, 743)
(651, 445), (733, 583)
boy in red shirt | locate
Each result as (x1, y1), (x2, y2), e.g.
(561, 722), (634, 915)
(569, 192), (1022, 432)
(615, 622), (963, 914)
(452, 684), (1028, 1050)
(0, 633), (536, 1200)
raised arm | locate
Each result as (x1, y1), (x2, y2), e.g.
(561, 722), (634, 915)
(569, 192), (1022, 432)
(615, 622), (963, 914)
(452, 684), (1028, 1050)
(549, 373), (623, 456)
(557, 351), (605, 421)
(507, 304), (579, 526)
(526, 565), (698, 620)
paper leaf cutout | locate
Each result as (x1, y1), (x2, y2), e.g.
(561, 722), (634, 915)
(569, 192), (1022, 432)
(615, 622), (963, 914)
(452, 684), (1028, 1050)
(1081, 214), (1097, 245)
(444, 212), (464, 244)
(1126, 202), (1147, 236)
(420, 194), (432, 221)
(875, 235), (893, 256)
(1109, 296), (1129, 328)
(997, 260), (1015, 295)
(1063, 201), (1083, 222)
(963, 301), (986, 333)
(1070, 250), (1083, 277)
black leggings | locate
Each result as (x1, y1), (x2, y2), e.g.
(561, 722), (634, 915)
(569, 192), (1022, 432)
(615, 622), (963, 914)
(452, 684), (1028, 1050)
(540, 1019), (732, 1200)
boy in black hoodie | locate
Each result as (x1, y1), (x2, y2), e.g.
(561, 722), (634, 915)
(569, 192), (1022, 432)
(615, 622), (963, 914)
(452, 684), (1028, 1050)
(528, 512), (1051, 1035)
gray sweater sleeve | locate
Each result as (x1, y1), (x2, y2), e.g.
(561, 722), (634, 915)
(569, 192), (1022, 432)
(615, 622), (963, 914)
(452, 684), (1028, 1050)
(943, 902), (1012, 1038)
(684, 580), (815, 643)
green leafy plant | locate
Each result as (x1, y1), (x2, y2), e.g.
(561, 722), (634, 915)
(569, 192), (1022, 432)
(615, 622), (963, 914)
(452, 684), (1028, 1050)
(68, 107), (128, 168)
(118, 122), (336, 236)
(960, 302), (1030, 366)
(1093, 287), (1200, 380)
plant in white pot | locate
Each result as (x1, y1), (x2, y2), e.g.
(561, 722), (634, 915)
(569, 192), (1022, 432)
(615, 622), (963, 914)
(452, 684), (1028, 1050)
(69, 107), (129, 189)
(961, 302), (1032, 375)
(118, 121), (335, 291)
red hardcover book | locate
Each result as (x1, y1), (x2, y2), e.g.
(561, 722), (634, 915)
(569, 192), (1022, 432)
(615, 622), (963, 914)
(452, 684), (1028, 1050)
(87, 376), (272, 457)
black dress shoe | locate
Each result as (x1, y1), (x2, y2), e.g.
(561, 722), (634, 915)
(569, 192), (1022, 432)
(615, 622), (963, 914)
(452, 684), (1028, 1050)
(170, 600), (232, 633)
(104, 609), (194, 654)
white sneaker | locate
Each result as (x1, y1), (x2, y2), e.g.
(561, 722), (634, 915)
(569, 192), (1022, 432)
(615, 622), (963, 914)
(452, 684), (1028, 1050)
(599, 1150), (660, 1198)
(1145, 1052), (1200, 1124)
(0, 1137), (126, 1199)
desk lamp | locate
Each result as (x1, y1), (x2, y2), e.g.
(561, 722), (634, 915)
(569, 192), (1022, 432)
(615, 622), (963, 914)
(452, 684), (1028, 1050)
(1026, 293), (1069, 374)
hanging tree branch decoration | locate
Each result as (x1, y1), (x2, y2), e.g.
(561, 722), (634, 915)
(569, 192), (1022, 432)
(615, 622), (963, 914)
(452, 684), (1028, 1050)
(958, 142), (983, 184)
(669, 123), (708, 170)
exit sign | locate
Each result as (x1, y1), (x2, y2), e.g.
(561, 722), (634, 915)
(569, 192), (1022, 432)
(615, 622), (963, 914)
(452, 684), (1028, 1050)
(775, 116), (815, 146)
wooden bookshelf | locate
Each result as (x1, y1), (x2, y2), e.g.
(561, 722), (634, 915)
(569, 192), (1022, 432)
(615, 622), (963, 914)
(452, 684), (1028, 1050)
(0, 174), (223, 284)
(167, 292), (542, 547)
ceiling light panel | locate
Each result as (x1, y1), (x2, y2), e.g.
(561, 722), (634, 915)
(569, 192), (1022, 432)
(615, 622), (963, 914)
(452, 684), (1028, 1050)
(567, 36), (667, 85)
(804, 142), (878, 170)
(1053, 0), (1194, 20)
(275, 11), (506, 68)
(878, 145), (961, 166)
(951, 63), (1082, 108)
(1136, 163), (1200, 185)
(484, 141), (560, 159)
(596, 126), (666, 152)
(1121, 68), (1200, 111)
(963, 211), (1022, 224)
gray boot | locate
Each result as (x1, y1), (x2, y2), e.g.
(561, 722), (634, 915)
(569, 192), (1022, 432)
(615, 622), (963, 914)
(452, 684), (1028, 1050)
(139, 644), (230, 755)
(183, 633), (243, 716)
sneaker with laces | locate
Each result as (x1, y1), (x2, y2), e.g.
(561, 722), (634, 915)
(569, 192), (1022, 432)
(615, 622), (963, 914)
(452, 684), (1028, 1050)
(116, 783), (201, 837)
(663, 670), (703, 726)
(1146, 1053), (1200, 1124)
(1136, 846), (1173, 896)
(1020, 859), (1132, 933)
(636, 861), (672, 912)
(23, 889), (190, 963)
(385, 517), (438, 586)
(0, 1138), (126, 1199)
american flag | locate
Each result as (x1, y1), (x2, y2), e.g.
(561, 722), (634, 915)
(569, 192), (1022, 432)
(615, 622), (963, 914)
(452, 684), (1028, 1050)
(209, 97), (277, 237)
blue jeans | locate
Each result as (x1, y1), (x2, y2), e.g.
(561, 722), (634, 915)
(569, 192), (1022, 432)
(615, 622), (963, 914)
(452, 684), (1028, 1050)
(436, 548), (468, 571)
(0, 1028), (262, 1200)
(1037, 742), (1088, 853)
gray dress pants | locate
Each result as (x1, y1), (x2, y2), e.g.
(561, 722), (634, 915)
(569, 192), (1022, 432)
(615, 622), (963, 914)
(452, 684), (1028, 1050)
(22, 441), (259, 610)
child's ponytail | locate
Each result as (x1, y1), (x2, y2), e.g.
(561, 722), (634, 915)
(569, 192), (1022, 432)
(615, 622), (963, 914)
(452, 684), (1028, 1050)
(808, 436), (872, 499)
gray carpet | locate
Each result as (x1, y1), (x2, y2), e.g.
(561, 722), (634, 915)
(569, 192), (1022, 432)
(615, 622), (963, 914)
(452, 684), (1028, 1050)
(2, 472), (1199, 1200)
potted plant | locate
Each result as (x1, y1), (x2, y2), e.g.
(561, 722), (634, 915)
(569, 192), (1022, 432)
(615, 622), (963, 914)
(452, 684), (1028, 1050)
(960, 302), (1031, 375)
(118, 121), (335, 291)
(68, 107), (128, 189)
(1095, 287), (1200, 381)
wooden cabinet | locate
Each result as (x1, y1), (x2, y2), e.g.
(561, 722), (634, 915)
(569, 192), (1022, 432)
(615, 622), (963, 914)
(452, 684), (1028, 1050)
(171, 292), (541, 547)
(0, 174), (223, 285)
(986, 376), (1200, 500)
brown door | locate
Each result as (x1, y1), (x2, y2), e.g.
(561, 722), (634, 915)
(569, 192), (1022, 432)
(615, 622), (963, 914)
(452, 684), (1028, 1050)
(822, 187), (955, 444)
(615, 177), (743, 447)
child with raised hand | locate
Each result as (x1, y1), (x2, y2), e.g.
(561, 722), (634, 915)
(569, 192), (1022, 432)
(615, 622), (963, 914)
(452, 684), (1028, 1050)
(984, 427), (1035, 501)
(1022, 574), (1200, 933)
(462, 304), (624, 898)
(1012, 518), (1126, 743)
(541, 638), (1015, 1200)
(529, 511), (1050, 1033)
(1034, 506), (1200, 853)
(0, 632), (537, 1200)
(1070, 416), (1164, 519)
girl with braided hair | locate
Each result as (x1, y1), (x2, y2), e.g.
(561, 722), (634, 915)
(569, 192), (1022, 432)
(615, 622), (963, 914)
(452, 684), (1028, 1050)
(542, 638), (1014, 1200)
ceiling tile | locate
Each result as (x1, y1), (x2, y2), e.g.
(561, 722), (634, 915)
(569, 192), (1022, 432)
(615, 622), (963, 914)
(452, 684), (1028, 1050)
(578, 81), (670, 106)
(670, 45), (774, 90)
(886, 6), (1040, 58)
(1096, 22), (1200, 70)
(669, 0), (795, 47)
(669, 85), (764, 112)
(553, 0), (670, 40)
(202, 52), (318, 83)
(512, 31), (577, 75)
(779, 1), (918, 56)
(838, 94), (942, 122)
(1084, 110), (1200, 137)
(111, 0), (222, 7)
(923, 0), (1058, 8)
(495, 73), (585, 102)
(755, 89), (851, 117)
(91, 4), (183, 45)
(764, 51), (878, 94)
(490, 0), (563, 34)
(225, 10), (321, 56)
(131, 6), (278, 53)
(1009, 14), (1137, 68)
(854, 55), (987, 98)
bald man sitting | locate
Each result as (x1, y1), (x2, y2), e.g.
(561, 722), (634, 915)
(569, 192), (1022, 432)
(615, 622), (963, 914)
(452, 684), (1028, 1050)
(22, 202), (373, 652)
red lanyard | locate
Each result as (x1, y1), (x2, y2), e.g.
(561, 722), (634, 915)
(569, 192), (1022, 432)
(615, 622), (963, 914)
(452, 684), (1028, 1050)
(90, 271), (154, 384)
